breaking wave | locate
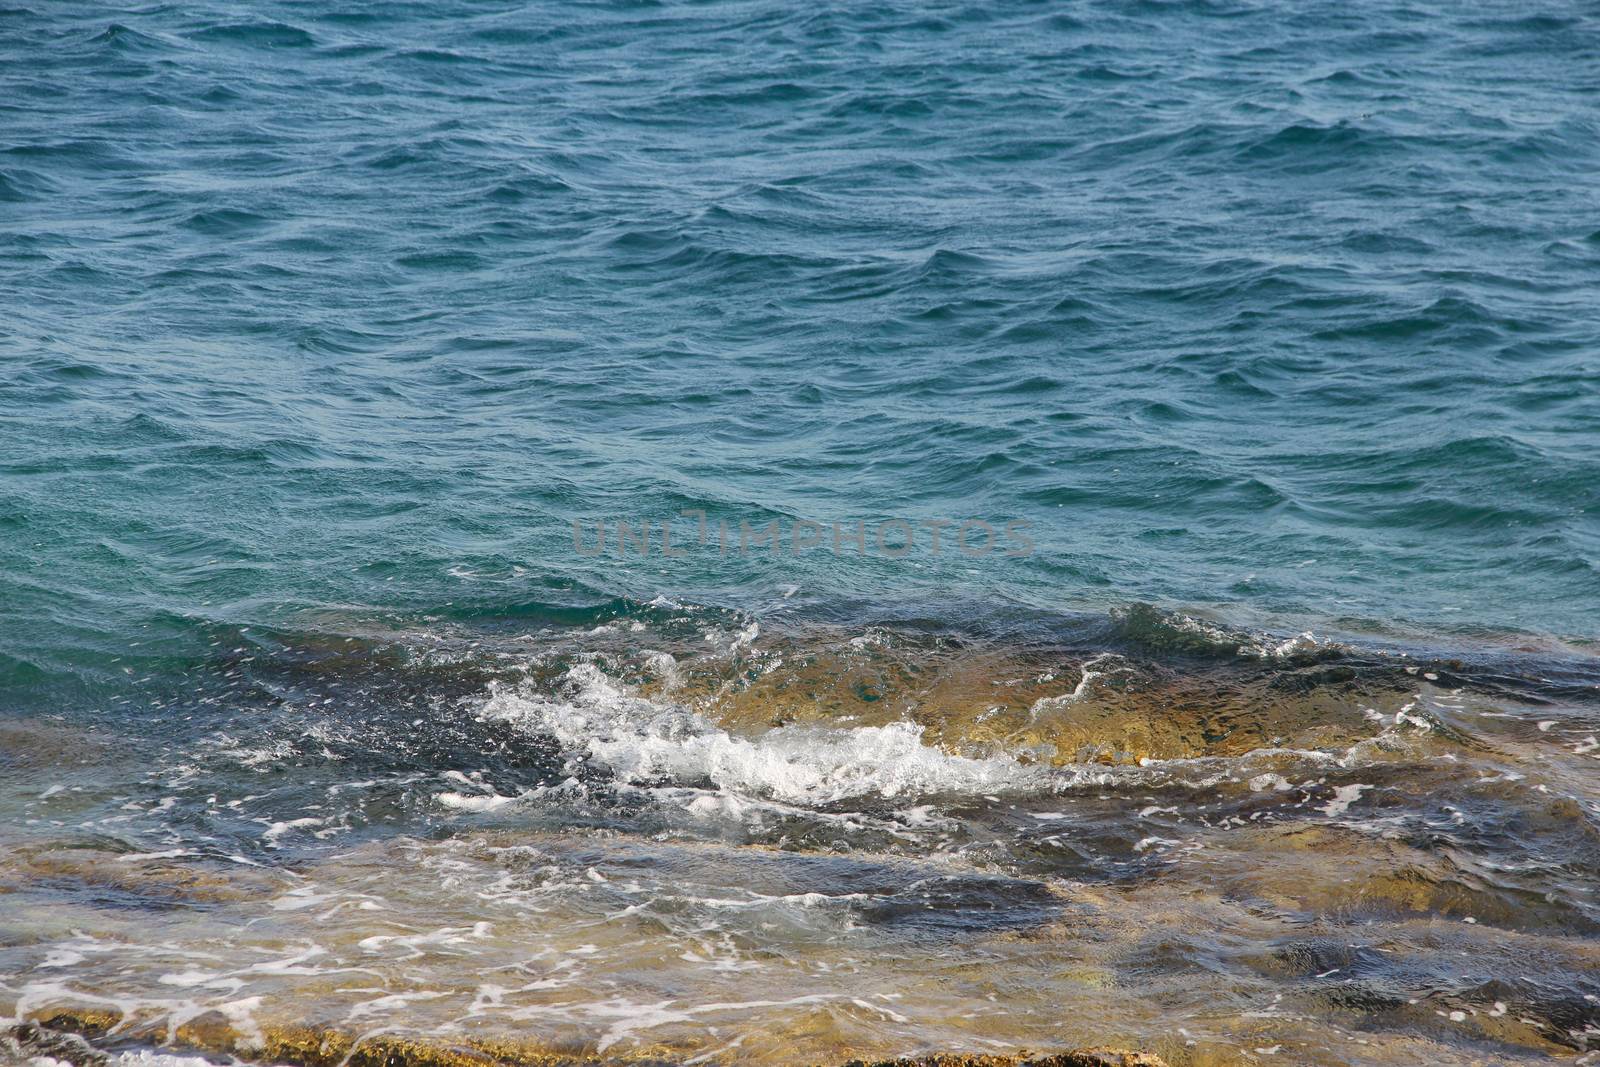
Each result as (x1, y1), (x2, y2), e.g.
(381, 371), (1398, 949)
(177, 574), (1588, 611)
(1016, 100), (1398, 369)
(472, 663), (1046, 807)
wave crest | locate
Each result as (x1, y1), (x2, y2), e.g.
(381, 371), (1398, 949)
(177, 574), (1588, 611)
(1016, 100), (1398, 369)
(475, 663), (1041, 806)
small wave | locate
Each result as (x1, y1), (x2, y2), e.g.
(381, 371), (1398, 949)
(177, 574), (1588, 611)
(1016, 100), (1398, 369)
(475, 663), (1044, 806)
(1110, 603), (1345, 663)
(185, 21), (315, 48)
(86, 22), (170, 53)
(0, 166), (58, 202)
(180, 208), (275, 237)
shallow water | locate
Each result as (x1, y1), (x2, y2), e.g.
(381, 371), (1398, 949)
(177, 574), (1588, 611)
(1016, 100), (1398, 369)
(4, 0), (1600, 1063)
(3, 606), (1600, 1064)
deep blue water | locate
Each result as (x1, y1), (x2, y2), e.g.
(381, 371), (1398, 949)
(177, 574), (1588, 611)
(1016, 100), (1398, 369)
(4, 0), (1600, 690)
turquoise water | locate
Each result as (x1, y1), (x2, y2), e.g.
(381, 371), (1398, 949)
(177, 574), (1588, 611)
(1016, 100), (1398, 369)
(5, 5), (1600, 1064)
(4, 0), (1599, 680)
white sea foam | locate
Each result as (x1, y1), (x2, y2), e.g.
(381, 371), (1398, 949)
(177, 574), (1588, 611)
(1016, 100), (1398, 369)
(438, 791), (519, 812)
(1028, 652), (1129, 716)
(1245, 631), (1329, 660)
(643, 650), (683, 691)
(33, 1050), (292, 1067)
(475, 663), (1041, 806)
(109, 1054), (235, 1067)
(1319, 783), (1371, 817)
(1126, 608), (1340, 661)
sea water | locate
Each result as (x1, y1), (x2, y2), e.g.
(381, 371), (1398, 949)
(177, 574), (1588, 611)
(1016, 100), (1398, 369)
(2, 1), (1598, 1064)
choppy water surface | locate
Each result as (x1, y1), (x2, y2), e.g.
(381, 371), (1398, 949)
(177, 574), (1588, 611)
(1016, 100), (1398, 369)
(4, 0), (1600, 650)
(3, 0), (1600, 1063)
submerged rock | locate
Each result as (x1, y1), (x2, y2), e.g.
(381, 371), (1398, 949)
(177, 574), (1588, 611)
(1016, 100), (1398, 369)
(8, 1014), (1166, 1067)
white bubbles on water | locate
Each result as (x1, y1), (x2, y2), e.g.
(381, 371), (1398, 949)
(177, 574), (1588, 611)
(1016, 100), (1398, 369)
(471, 663), (1045, 809)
